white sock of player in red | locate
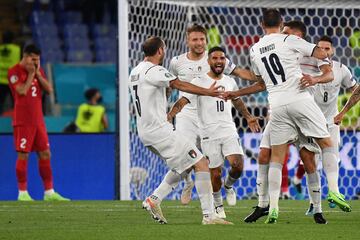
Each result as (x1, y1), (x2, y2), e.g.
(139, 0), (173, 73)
(268, 162), (282, 211)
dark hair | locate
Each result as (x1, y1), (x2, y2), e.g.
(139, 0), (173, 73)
(2, 30), (14, 44)
(186, 24), (207, 36)
(261, 9), (282, 27)
(284, 20), (307, 38)
(318, 36), (333, 45)
(85, 88), (99, 101)
(23, 44), (41, 55)
(142, 36), (164, 57)
(208, 46), (225, 56)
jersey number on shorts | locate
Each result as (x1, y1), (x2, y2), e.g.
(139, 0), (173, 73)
(261, 53), (286, 85)
(20, 138), (27, 149)
(216, 100), (224, 112)
(132, 85), (142, 116)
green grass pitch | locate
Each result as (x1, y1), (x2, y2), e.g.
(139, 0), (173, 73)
(0, 200), (358, 240)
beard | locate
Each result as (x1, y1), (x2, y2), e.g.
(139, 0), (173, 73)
(210, 65), (224, 76)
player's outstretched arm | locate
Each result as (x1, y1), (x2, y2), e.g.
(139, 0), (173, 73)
(223, 76), (266, 100)
(167, 97), (190, 123)
(334, 84), (360, 125)
(231, 98), (261, 132)
(300, 64), (333, 88)
(169, 79), (221, 97)
(231, 67), (257, 81)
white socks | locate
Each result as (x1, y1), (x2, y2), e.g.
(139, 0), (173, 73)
(257, 164), (269, 208)
(322, 147), (339, 193)
(268, 162), (282, 211)
(152, 171), (181, 201)
(195, 171), (214, 217)
(307, 172), (322, 213)
(213, 190), (223, 207)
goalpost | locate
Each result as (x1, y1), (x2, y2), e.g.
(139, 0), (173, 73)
(118, 0), (360, 200)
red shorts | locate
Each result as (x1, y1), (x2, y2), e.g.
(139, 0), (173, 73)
(13, 125), (50, 153)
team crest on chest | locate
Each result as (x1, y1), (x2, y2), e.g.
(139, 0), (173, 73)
(218, 85), (226, 92)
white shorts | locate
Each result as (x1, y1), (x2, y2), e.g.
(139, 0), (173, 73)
(270, 99), (330, 146)
(176, 114), (201, 148)
(147, 130), (203, 174)
(201, 135), (244, 169)
(261, 121), (320, 153)
(259, 122), (271, 149)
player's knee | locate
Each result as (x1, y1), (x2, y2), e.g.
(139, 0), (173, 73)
(17, 152), (29, 160)
(194, 157), (209, 172)
(38, 150), (51, 160)
(230, 156), (244, 172)
(258, 148), (271, 164)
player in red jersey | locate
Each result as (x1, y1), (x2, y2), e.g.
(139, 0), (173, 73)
(8, 44), (69, 201)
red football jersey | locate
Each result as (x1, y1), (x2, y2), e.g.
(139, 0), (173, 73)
(8, 63), (46, 126)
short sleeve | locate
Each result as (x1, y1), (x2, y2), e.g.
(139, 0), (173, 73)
(182, 77), (199, 104)
(169, 57), (178, 76)
(7, 68), (21, 90)
(224, 58), (236, 75)
(341, 65), (357, 88)
(145, 65), (177, 87)
(285, 35), (316, 57)
(317, 57), (331, 68)
(250, 47), (260, 76)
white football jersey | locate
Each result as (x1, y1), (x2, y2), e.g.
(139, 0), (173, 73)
(250, 33), (316, 108)
(169, 51), (236, 119)
(129, 61), (177, 146)
(183, 73), (239, 140)
(299, 55), (331, 95)
(313, 60), (357, 123)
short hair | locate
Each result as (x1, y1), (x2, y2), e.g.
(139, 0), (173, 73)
(261, 9), (282, 28)
(208, 46), (225, 56)
(85, 88), (99, 101)
(284, 20), (307, 38)
(23, 44), (41, 55)
(318, 36), (333, 45)
(142, 36), (164, 57)
(186, 24), (207, 37)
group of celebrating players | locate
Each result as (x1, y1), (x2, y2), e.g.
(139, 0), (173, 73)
(129, 8), (360, 225)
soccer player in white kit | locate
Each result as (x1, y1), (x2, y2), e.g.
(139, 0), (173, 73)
(249, 9), (338, 224)
(334, 85), (360, 124)
(152, 25), (257, 206)
(129, 36), (232, 225)
(167, 46), (260, 219)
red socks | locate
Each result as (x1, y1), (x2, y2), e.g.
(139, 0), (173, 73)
(16, 159), (28, 191)
(39, 159), (54, 190)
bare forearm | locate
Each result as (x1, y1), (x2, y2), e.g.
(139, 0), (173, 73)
(231, 81), (266, 98)
(16, 74), (33, 95)
(340, 85), (360, 114)
(37, 74), (53, 93)
(168, 97), (189, 117)
(171, 80), (209, 96)
(315, 65), (333, 84)
(232, 98), (251, 119)
(231, 67), (257, 81)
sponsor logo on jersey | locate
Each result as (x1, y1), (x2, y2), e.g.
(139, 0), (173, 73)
(10, 75), (18, 84)
(188, 149), (197, 158)
(197, 66), (202, 72)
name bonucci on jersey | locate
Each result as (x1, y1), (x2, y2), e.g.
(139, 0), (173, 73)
(182, 73), (239, 140)
(250, 34), (316, 109)
(169, 51), (236, 119)
(129, 61), (177, 146)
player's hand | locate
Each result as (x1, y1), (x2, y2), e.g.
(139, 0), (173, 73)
(334, 113), (344, 125)
(246, 116), (261, 133)
(300, 73), (317, 88)
(222, 91), (238, 101)
(207, 81), (223, 98)
(167, 112), (174, 123)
